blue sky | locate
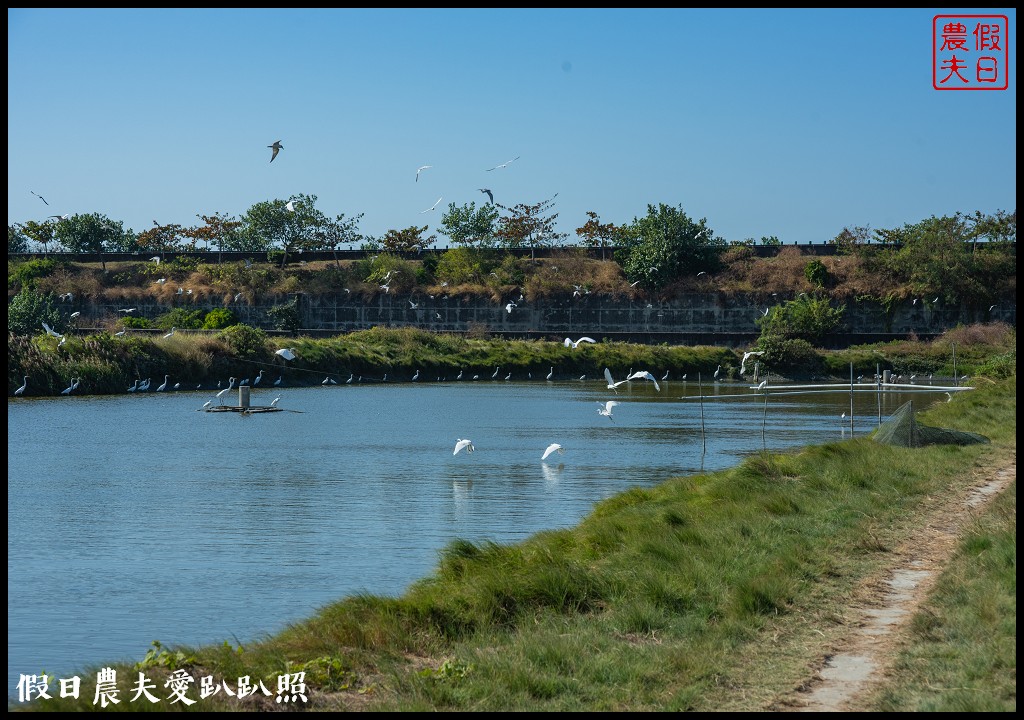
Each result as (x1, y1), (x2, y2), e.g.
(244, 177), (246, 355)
(7, 8), (1017, 245)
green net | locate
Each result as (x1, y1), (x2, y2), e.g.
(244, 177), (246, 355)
(873, 400), (990, 448)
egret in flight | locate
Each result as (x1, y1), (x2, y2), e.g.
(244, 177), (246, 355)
(454, 438), (475, 456)
(627, 370), (661, 391)
(542, 443), (565, 461)
(275, 348), (297, 361)
(597, 400), (619, 421)
(604, 367), (629, 392)
(415, 165), (432, 182)
(740, 351), (764, 376)
(564, 336), (596, 349)
(420, 196), (443, 214)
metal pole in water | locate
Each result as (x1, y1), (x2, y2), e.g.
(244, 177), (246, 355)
(876, 362), (882, 427)
(698, 372), (706, 457)
(849, 362), (855, 436)
(239, 386), (250, 409)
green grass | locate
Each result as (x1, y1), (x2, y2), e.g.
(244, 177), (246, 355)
(19, 375), (1015, 712)
(865, 479), (1016, 712)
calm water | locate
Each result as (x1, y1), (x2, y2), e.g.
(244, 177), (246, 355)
(7, 378), (952, 693)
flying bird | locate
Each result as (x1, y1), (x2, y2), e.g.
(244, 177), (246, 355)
(415, 165), (432, 182)
(420, 196), (443, 214)
(42, 322), (63, 339)
(505, 302), (516, 314)
(740, 350), (765, 376)
(454, 438), (475, 456)
(486, 156), (520, 171)
(286, 200), (296, 212)
(597, 400), (619, 421)
(479, 188), (494, 204)
(275, 348), (297, 361)
(542, 443), (565, 461)
(603, 367), (629, 392)
(268, 140), (283, 162)
(564, 336), (596, 349)
(627, 370), (661, 391)
(31, 191), (49, 205)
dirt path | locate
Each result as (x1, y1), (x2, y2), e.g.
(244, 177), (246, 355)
(771, 457), (1016, 712)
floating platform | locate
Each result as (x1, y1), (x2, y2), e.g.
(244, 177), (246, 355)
(204, 405), (283, 413)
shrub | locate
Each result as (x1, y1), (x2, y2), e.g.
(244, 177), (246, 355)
(154, 308), (205, 330)
(9, 259), (59, 289)
(758, 295), (844, 344)
(202, 308), (238, 330)
(756, 336), (824, 376)
(218, 324), (268, 360)
(436, 247), (483, 285)
(8, 288), (62, 336)
(804, 259), (829, 288)
(120, 316), (152, 329)
(267, 298), (300, 334)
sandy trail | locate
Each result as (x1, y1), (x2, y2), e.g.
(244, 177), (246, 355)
(771, 458), (1015, 712)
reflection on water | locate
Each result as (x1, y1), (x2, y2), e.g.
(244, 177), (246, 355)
(7, 379), (954, 691)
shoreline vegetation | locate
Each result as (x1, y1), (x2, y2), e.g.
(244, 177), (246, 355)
(7, 322), (1018, 398)
(10, 340), (1016, 710)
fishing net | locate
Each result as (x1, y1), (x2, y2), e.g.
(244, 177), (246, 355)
(873, 400), (989, 448)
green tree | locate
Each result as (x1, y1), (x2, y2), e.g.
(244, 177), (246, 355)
(9, 224), (29, 253)
(52, 213), (125, 270)
(759, 235), (782, 246)
(241, 195), (328, 267)
(202, 308), (238, 330)
(313, 212), (365, 267)
(575, 211), (627, 260)
(619, 203), (723, 289)
(494, 194), (567, 259)
(380, 225), (436, 253)
(218, 324), (268, 360)
(20, 220), (59, 254)
(8, 288), (62, 336)
(804, 259), (829, 288)
(439, 202), (500, 249)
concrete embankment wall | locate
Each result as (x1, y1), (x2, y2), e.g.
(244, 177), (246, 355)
(76, 292), (1014, 349)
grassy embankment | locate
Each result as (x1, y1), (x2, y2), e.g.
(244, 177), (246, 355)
(22, 367), (1015, 711)
(7, 322), (1016, 397)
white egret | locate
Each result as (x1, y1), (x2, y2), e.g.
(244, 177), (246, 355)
(597, 400), (619, 420)
(70, 311), (81, 319)
(505, 372), (512, 381)
(577, 375), (586, 381)
(415, 165), (432, 182)
(662, 370), (669, 381)
(604, 367), (629, 392)
(412, 370), (420, 381)
(322, 376), (332, 385)
(491, 366), (500, 379)
(127, 380), (139, 393)
(253, 370), (265, 386)
(486, 156), (520, 171)
(420, 196), (443, 214)
(114, 329), (127, 337)
(173, 383), (180, 390)
(275, 348), (297, 361)
(239, 377), (250, 386)
(627, 370), (661, 391)
(201, 400), (212, 410)
(542, 443), (565, 461)
(156, 375), (170, 392)
(564, 336), (596, 349)
(757, 379), (768, 392)
(163, 327), (176, 339)
(139, 378), (151, 391)
(714, 364), (722, 380)
(346, 374), (354, 384)
(61, 378), (75, 395)
(740, 351), (765, 376)
(454, 439), (475, 456)
(15, 376), (28, 396)
(270, 396), (281, 407)
(42, 322), (63, 339)
(215, 377), (236, 403)
(274, 375), (283, 387)
(505, 302), (516, 314)
(546, 367), (554, 381)
(456, 370), (464, 380)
